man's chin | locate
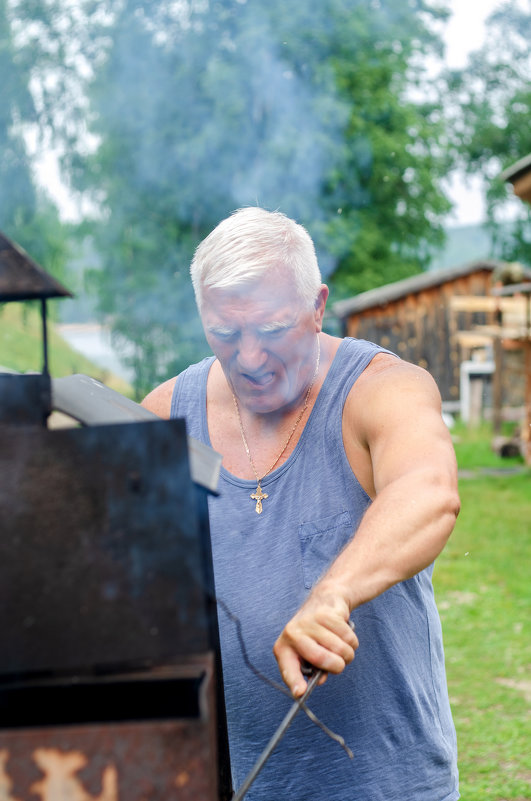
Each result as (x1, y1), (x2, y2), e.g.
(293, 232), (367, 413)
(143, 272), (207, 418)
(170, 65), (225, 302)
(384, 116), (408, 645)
(235, 387), (287, 415)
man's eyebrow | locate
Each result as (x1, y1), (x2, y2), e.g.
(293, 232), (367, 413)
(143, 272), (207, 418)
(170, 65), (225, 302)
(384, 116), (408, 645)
(257, 320), (295, 333)
(206, 323), (237, 335)
(206, 319), (296, 336)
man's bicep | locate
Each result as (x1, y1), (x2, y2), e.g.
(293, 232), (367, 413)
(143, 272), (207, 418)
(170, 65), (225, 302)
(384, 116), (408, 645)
(355, 364), (456, 493)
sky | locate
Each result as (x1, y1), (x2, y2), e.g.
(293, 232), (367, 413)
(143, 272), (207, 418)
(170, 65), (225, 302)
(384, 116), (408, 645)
(443, 0), (501, 68)
(33, 0), (513, 228)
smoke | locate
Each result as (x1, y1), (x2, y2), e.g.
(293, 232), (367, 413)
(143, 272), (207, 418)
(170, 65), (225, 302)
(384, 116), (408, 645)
(4, 0), (455, 390)
(90, 0), (351, 274)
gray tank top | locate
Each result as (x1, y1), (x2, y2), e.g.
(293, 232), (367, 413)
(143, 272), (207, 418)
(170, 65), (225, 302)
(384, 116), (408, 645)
(171, 337), (459, 801)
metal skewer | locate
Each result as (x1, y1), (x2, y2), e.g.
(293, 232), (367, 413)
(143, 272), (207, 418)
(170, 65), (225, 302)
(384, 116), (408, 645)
(231, 670), (323, 801)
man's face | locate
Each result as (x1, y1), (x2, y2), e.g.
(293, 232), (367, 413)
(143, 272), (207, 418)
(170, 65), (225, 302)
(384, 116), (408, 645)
(201, 271), (328, 414)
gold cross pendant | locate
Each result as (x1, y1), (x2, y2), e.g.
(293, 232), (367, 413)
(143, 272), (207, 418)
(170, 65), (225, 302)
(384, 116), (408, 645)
(251, 483), (268, 514)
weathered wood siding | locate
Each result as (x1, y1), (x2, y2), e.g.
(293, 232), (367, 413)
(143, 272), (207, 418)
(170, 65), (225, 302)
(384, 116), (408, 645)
(343, 270), (495, 401)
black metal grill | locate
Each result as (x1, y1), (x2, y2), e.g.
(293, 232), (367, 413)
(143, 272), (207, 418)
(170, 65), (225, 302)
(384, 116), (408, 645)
(0, 232), (231, 799)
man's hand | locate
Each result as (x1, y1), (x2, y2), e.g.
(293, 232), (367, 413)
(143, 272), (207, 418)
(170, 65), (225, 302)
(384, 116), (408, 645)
(273, 586), (359, 698)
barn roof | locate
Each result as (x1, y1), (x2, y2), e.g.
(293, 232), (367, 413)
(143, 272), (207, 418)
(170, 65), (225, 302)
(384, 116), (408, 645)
(332, 260), (504, 319)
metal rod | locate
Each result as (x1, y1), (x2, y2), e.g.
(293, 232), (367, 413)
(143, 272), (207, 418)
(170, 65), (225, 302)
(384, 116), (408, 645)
(232, 670), (322, 801)
(41, 298), (49, 375)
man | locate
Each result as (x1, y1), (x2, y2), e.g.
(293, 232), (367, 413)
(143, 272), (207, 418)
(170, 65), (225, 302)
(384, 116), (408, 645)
(142, 207), (461, 800)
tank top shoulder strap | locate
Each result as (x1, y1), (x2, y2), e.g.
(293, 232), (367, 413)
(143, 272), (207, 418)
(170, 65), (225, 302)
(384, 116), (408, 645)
(317, 337), (396, 413)
(170, 356), (214, 442)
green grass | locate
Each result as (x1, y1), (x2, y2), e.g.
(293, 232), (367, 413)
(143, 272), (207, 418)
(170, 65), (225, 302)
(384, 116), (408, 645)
(433, 423), (531, 800)
(451, 419), (525, 472)
(0, 301), (132, 397)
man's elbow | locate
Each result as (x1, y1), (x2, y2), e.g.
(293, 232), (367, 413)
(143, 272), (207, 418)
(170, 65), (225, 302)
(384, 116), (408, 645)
(438, 481), (460, 545)
(421, 465), (460, 550)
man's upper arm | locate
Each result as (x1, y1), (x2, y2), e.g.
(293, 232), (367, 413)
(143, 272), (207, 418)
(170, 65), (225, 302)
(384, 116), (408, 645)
(140, 377), (177, 419)
(345, 358), (458, 496)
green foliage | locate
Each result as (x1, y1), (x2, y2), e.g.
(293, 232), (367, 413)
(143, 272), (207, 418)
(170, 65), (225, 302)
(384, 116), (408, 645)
(320, 1), (453, 298)
(0, 0), (72, 314)
(9, 1), (526, 392)
(0, 0), (37, 230)
(9, 0), (457, 395)
(445, 0), (531, 267)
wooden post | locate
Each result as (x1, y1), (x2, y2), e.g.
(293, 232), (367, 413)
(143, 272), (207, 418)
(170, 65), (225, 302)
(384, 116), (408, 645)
(523, 341), (531, 465)
(469, 377), (483, 426)
(492, 337), (503, 435)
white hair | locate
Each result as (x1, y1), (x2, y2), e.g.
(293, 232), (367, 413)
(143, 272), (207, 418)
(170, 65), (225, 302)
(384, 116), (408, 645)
(190, 207), (322, 309)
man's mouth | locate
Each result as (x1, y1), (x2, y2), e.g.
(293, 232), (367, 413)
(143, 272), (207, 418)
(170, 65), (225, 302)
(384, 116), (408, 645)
(240, 371), (275, 388)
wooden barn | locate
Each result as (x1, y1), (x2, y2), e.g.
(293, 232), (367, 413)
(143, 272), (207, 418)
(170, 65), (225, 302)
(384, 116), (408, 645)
(331, 259), (527, 408)
(499, 152), (531, 463)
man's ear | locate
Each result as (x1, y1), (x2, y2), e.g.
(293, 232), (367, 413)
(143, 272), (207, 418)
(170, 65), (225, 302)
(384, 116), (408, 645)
(314, 284), (329, 329)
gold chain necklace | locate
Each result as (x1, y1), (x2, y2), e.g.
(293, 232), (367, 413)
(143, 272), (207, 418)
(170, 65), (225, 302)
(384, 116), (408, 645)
(232, 337), (321, 514)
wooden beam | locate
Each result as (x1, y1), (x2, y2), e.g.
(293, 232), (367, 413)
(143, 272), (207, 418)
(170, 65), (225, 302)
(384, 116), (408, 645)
(449, 295), (528, 314)
(453, 331), (493, 348)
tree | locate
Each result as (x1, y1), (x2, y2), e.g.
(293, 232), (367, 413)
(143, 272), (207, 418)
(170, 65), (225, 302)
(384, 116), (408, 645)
(0, 0), (70, 296)
(10, 0), (456, 394)
(316, 0), (453, 298)
(445, 0), (531, 266)
(0, 0), (37, 236)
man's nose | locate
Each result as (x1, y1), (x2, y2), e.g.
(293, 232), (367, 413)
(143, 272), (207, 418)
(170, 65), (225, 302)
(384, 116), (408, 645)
(237, 334), (268, 371)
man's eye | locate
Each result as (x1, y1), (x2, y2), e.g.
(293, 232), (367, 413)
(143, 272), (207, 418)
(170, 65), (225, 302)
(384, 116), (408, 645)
(261, 328), (286, 338)
(214, 330), (237, 340)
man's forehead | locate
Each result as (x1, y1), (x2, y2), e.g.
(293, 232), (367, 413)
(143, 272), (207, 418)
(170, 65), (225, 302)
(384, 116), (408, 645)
(204, 304), (299, 331)
(202, 279), (301, 315)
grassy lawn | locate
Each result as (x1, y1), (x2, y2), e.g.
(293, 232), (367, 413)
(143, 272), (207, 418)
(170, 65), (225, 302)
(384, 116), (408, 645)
(433, 422), (531, 800)
(0, 302), (132, 397)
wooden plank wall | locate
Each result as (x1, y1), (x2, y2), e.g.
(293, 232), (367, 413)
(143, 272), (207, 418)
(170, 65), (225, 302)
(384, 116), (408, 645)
(344, 271), (497, 401)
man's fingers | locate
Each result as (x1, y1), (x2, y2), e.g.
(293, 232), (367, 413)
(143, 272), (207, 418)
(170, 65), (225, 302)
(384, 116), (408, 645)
(302, 629), (356, 668)
(282, 618), (357, 666)
(276, 647), (308, 698)
(274, 632), (354, 697)
(345, 619), (359, 648)
(273, 591), (360, 696)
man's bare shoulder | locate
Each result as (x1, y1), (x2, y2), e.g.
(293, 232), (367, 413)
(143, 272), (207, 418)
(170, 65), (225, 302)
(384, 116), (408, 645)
(141, 377), (178, 419)
(353, 353), (440, 399)
(344, 354), (443, 443)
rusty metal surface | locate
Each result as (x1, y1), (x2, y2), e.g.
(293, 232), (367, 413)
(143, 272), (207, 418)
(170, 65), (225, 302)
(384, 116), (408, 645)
(0, 233), (72, 302)
(0, 419), (213, 678)
(0, 719), (216, 800)
(0, 660), (218, 800)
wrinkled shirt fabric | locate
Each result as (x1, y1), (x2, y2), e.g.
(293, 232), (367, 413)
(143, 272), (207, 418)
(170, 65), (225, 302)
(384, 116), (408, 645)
(171, 337), (459, 801)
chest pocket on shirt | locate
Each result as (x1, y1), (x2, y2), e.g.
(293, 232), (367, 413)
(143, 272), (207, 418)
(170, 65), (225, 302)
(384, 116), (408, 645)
(299, 510), (353, 590)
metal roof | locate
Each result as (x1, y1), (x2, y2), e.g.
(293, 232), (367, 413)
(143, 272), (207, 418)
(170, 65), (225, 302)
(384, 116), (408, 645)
(332, 260), (504, 319)
(0, 232), (72, 302)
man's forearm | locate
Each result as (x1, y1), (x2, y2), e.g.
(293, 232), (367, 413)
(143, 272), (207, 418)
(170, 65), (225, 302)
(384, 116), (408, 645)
(274, 464), (459, 697)
(317, 466), (460, 611)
